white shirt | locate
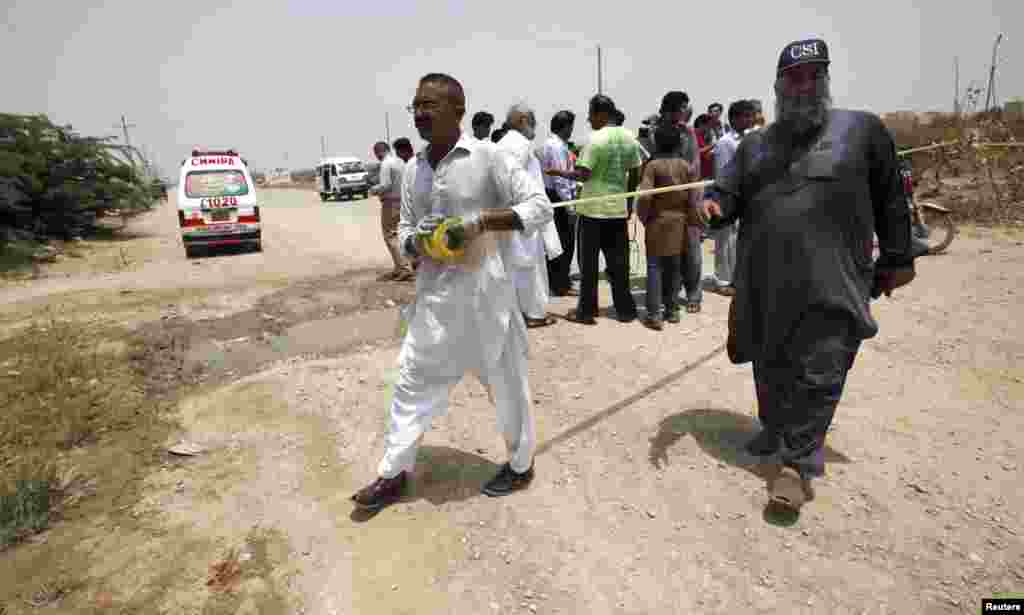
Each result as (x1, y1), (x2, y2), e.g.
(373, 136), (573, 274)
(369, 154), (406, 204)
(497, 130), (562, 264)
(713, 128), (744, 179)
(398, 133), (552, 371)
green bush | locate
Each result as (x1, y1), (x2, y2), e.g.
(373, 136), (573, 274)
(0, 113), (159, 239)
(0, 479), (51, 547)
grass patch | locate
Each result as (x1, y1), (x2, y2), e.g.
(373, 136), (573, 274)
(0, 310), (156, 549)
(0, 240), (40, 279)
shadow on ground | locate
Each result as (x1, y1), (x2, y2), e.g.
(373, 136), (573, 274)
(186, 243), (261, 259)
(649, 407), (852, 526)
(350, 446), (499, 522)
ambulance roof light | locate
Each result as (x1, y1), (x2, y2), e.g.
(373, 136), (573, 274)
(191, 148), (239, 157)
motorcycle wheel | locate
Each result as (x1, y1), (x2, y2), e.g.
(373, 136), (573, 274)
(925, 212), (955, 255)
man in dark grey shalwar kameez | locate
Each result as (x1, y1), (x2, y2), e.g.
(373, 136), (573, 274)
(701, 38), (917, 508)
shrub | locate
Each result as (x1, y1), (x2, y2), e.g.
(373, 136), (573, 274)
(0, 113), (159, 240)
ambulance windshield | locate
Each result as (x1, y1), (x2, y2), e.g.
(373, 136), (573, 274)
(185, 170), (250, 198)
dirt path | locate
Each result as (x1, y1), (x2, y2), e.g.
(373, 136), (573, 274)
(2, 192), (1022, 615)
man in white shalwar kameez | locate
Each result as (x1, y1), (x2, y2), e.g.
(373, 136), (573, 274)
(496, 104), (563, 328)
(351, 74), (553, 512)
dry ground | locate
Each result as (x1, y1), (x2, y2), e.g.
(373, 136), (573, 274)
(1, 189), (1022, 615)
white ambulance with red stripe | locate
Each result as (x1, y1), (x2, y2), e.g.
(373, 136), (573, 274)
(177, 148), (262, 257)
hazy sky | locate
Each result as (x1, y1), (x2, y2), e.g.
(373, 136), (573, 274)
(4, 0), (1019, 177)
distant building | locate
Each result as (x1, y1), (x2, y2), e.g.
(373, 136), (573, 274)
(267, 167), (292, 185)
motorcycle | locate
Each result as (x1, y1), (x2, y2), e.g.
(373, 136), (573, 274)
(899, 158), (957, 256)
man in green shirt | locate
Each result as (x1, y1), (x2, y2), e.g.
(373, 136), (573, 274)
(554, 94), (641, 324)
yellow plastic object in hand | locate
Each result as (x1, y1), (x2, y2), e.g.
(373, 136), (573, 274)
(420, 218), (465, 264)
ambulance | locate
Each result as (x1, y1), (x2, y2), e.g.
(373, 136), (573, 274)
(177, 149), (262, 257)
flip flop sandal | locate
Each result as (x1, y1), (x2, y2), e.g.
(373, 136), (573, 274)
(525, 315), (557, 328)
(768, 466), (813, 512)
(395, 270), (416, 282)
(376, 271), (399, 281)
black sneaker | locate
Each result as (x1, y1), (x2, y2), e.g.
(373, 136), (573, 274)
(665, 309), (681, 324)
(482, 463), (534, 497)
(744, 429), (782, 456)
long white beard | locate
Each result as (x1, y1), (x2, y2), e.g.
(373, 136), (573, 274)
(774, 76), (832, 141)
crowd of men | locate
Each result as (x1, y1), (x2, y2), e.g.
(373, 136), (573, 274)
(368, 91), (769, 325)
(352, 37), (917, 515)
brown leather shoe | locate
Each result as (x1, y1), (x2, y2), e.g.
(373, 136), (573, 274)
(565, 308), (596, 325)
(351, 472), (407, 511)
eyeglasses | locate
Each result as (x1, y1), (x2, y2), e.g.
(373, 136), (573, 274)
(406, 101), (442, 114)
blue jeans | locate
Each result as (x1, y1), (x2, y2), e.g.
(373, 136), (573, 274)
(680, 225), (703, 304)
(645, 255), (681, 319)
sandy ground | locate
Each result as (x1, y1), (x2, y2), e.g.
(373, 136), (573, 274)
(2, 189), (1023, 615)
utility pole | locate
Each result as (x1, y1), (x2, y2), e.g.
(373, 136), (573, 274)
(385, 111), (391, 143)
(120, 114), (135, 149)
(984, 33), (1004, 112)
(116, 115), (141, 179)
(320, 136), (326, 158)
(597, 45), (603, 95)
(954, 56), (960, 114)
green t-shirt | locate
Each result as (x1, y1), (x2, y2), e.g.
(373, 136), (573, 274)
(576, 126), (643, 218)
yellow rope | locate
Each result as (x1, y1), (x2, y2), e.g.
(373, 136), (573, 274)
(551, 141), (1022, 208)
(553, 180), (714, 209)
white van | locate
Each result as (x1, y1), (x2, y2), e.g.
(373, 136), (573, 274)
(316, 156), (369, 202)
(177, 149), (262, 257)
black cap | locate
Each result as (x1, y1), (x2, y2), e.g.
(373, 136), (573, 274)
(777, 38), (830, 76)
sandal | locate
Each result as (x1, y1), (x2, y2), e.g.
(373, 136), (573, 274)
(686, 302), (701, 314)
(394, 270), (416, 282)
(525, 315), (557, 328)
(768, 466), (815, 512)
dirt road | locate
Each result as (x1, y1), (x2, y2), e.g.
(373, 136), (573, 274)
(2, 190), (1023, 615)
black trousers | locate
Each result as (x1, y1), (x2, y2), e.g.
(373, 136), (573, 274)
(576, 215), (636, 320)
(546, 189), (575, 295)
(752, 309), (861, 477)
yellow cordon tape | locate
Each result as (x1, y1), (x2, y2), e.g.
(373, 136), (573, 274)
(549, 141), (1021, 209)
(552, 180), (715, 209)
(897, 141), (961, 156)
(419, 218), (466, 264)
